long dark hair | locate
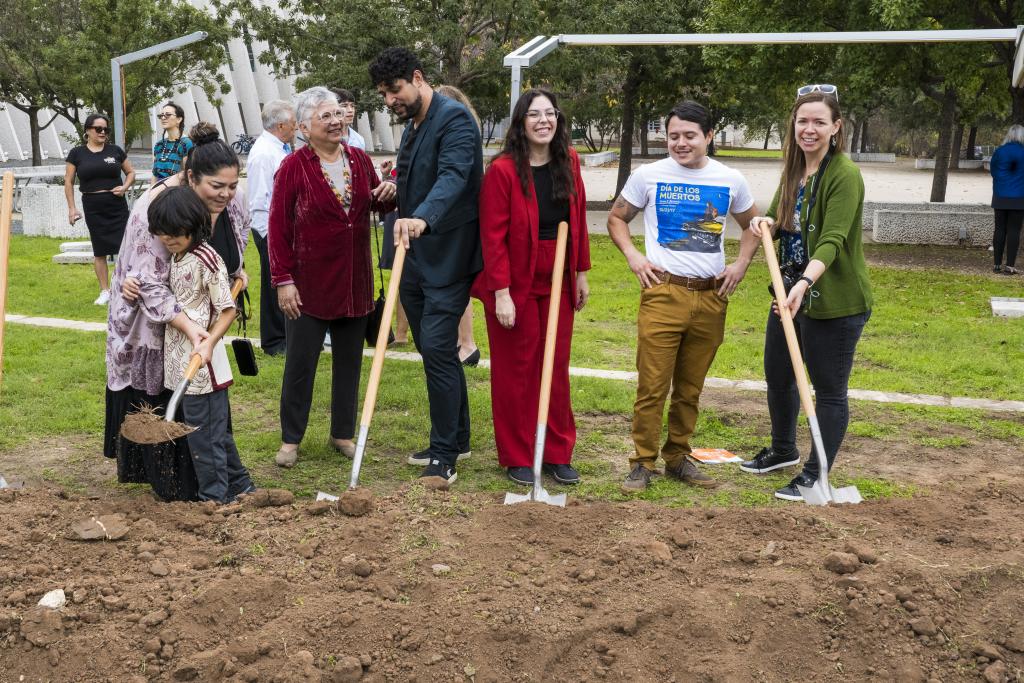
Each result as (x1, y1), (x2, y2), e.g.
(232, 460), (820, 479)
(184, 121), (239, 182)
(497, 88), (574, 200)
(776, 92), (845, 232)
(162, 101), (186, 139)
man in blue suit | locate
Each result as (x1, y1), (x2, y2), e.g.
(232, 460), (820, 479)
(370, 48), (483, 485)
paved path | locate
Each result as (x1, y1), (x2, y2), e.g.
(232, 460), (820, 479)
(7, 313), (1023, 414)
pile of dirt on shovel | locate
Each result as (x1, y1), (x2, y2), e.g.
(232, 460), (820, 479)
(120, 406), (195, 445)
(2, 477), (1024, 683)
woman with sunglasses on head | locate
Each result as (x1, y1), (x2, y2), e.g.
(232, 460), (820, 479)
(152, 101), (194, 182)
(472, 88), (591, 486)
(739, 85), (872, 501)
(64, 113), (135, 305)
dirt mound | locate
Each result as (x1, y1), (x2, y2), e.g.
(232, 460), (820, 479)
(120, 407), (196, 445)
(1, 479), (1023, 682)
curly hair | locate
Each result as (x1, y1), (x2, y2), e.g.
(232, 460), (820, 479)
(496, 88), (574, 201)
(369, 47), (423, 86)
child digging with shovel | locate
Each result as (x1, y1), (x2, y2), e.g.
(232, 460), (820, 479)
(148, 186), (255, 504)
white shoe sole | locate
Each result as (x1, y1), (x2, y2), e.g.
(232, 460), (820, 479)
(407, 451), (471, 466)
(740, 457), (800, 474)
(774, 489), (804, 501)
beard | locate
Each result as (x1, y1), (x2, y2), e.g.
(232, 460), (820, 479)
(393, 93), (424, 122)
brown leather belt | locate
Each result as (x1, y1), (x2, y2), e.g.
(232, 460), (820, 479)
(663, 273), (721, 290)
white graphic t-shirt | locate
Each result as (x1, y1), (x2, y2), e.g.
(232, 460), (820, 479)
(620, 157), (754, 278)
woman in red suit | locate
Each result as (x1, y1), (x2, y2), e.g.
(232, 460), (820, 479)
(473, 88), (591, 486)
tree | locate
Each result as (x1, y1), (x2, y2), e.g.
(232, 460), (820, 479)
(0, 0), (230, 165)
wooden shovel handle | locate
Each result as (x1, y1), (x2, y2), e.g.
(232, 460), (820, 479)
(536, 221), (569, 428)
(759, 222), (816, 419)
(359, 242), (406, 429)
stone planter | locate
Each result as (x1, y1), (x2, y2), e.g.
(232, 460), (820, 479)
(21, 184), (88, 239)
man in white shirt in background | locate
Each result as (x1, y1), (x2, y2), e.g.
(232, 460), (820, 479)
(330, 88), (366, 150)
(246, 99), (296, 356)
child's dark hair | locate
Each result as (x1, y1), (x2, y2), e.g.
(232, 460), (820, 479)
(147, 186), (212, 245)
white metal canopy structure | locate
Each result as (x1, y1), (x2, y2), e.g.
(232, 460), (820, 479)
(504, 29), (1024, 118)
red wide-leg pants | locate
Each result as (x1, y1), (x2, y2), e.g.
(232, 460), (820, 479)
(485, 240), (577, 468)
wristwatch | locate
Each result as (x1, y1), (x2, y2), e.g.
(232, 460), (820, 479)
(798, 276), (814, 288)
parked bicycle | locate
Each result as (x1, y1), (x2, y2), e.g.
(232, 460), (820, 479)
(231, 133), (256, 155)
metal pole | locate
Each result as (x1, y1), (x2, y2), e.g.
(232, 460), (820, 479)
(110, 31), (209, 152)
(510, 64), (521, 119)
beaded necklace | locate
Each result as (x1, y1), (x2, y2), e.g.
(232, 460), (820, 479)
(319, 150), (353, 211)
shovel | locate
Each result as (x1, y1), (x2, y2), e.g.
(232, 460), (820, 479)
(759, 223), (861, 505)
(349, 242), (406, 490)
(505, 221), (570, 508)
(165, 278), (246, 423)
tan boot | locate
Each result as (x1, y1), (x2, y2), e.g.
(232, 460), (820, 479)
(666, 458), (719, 488)
(329, 439), (355, 458)
(275, 445), (299, 468)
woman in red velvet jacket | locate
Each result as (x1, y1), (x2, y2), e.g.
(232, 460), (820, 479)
(268, 86), (396, 469)
(472, 88), (591, 486)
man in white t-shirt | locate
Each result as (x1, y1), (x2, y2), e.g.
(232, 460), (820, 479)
(608, 100), (761, 492)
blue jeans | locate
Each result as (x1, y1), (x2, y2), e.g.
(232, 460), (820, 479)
(763, 309), (870, 480)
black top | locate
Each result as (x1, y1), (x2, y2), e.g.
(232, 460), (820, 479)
(66, 144), (126, 193)
(532, 163), (570, 241)
(396, 123), (419, 203)
(210, 211), (240, 276)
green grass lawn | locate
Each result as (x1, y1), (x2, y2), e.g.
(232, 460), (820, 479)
(11, 234), (1024, 399)
(714, 148), (783, 159)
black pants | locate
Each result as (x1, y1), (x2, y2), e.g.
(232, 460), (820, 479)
(280, 312), (366, 444)
(993, 209), (1024, 268)
(764, 309), (870, 480)
(182, 391), (253, 503)
(253, 232), (287, 354)
(399, 262), (472, 466)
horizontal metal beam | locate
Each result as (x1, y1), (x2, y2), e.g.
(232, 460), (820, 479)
(503, 36), (549, 67)
(114, 31), (209, 66)
(558, 29), (1019, 47)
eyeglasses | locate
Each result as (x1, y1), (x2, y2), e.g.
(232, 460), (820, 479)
(156, 112), (178, 119)
(89, 126), (110, 134)
(525, 109), (560, 122)
(797, 84), (839, 102)
(313, 110), (347, 124)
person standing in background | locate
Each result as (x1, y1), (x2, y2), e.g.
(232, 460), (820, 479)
(247, 100), (297, 356)
(151, 102), (193, 182)
(990, 124), (1024, 275)
(331, 88), (366, 151)
(65, 113), (135, 305)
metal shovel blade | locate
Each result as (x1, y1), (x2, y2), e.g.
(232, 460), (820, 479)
(348, 424), (370, 490)
(504, 486), (566, 507)
(797, 417), (863, 505)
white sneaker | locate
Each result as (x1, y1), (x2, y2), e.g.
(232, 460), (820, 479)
(94, 290), (111, 305)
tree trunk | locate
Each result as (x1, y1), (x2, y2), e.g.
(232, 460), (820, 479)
(639, 114), (649, 156)
(966, 126), (978, 160)
(615, 55), (643, 197)
(763, 123), (772, 150)
(949, 124), (964, 170)
(860, 119), (869, 153)
(24, 105), (43, 166)
(851, 119), (861, 155)
(930, 87), (957, 203)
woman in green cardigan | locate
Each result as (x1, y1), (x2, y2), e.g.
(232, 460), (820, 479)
(739, 87), (872, 501)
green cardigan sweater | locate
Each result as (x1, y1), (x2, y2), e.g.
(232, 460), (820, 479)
(767, 153), (873, 319)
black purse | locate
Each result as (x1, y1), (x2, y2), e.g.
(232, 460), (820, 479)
(365, 212), (396, 347)
(231, 289), (259, 376)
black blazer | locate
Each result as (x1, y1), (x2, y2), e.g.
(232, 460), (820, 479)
(397, 93), (483, 286)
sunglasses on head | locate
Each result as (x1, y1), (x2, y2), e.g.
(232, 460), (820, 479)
(797, 84), (839, 102)
(89, 126), (110, 134)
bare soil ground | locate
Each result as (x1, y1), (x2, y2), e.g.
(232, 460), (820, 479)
(2, 390), (1024, 683)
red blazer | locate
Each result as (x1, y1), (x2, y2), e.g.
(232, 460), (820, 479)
(472, 149), (591, 312)
(268, 143), (393, 320)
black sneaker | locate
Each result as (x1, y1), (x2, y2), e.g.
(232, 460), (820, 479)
(622, 464), (657, 492)
(407, 448), (472, 466)
(542, 463), (581, 485)
(507, 467), (533, 486)
(740, 447), (800, 474)
(419, 459), (457, 484)
(775, 473), (817, 501)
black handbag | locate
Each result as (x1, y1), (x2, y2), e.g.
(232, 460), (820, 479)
(365, 212), (396, 347)
(231, 289), (259, 376)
